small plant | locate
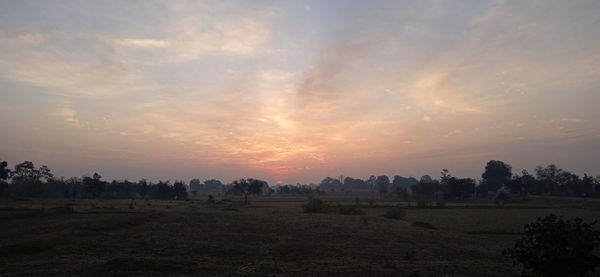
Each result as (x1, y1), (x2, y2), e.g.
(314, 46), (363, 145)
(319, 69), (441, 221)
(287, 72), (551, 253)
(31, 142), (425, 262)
(384, 206), (406, 219)
(303, 197), (329, 213)
(337, 205), (363, 215)
(416, 200), (431, 208)
(495, 191), (510, 207)
(503, 214), (600, 277)
(435, 200), (446, 207)
(404, 250), (417, 262)
(411, 221), (437, 230)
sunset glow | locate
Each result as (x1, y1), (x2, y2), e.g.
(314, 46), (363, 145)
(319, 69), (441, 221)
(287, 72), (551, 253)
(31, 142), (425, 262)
(1, 1), (600, 184)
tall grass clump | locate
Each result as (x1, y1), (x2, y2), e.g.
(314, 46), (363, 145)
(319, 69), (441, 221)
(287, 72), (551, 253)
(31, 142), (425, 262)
(303, 197), (329, 213)
(416, 200), (431, 208)
(384, 206), (406, 219)
(337, 205), (363, 215)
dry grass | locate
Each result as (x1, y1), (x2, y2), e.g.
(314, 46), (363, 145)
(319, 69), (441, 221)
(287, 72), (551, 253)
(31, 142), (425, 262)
(0, 197), (599, 276)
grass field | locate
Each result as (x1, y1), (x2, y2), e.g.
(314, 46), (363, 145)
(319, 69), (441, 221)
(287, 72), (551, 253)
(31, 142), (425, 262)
(1, 196), (599, 276)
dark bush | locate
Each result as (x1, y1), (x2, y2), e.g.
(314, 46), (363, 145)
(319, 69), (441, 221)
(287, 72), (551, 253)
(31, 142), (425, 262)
(303, 197), (328, 213)
(416, 200), (431, 208)
(411, 221), (437, 230)
(503, 214), (600, 277)
(384, 206), (406, 219)
(337, 205), (363, 215)
(495, 191), (510, 207)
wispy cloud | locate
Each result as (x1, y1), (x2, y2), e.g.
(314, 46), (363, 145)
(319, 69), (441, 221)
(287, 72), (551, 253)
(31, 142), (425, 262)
(50, 107), (87, 127)
(1, 1), (599, 182)
(114, 39), (170, 48)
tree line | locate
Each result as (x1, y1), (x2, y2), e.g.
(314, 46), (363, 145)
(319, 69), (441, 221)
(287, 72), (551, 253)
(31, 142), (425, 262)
(1, 159), (599, 200)
(316, 160), (600, 200)
(0, 160), (267, 200)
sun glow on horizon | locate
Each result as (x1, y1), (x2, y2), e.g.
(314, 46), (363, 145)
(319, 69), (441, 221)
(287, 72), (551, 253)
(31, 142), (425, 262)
(1, 1), (600, 184)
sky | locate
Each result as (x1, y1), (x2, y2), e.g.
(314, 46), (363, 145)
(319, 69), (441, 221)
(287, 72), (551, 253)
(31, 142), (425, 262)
(1, 0), (600, 185)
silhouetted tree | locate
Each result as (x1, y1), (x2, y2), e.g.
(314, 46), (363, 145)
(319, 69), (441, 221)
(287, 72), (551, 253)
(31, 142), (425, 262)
(581, 174), (598, 197)
(410, 175), (438, 199)
(276, 184), (321, 195)
(233, 178), (267, 203)
(138, 179), (150, 198)
(394, 186), (409, 201)
(343, 177), (369, 190)
(154, 181), (175, 200)
(205, 179), (223, 191)
(64, 177), (81, 199)
(319, 177), (342, 193)
(106, 180), (136, 198)
(440, 169), (451, 186)
(535, 164), (561, 194)
(419, 175), (433, 184)
(532, 164), (593, 197)
(0, 160), (9, 197)
(481, 160), (512, 191)
(392, 175), (418, 189)
(189, 178), (201, 197)
(446, 177), (476, 200)
(9, 161), (54, 197)
(0, 160), (10, 181)
(504, 214), (600, 277)
(375, 175), (390, 198)
(367, 175), (376, 199)
(83, 173), (105, 198)
(10, 161), (53, 184)
(173, 181), (187, 200)
(507, 170), (537, 196)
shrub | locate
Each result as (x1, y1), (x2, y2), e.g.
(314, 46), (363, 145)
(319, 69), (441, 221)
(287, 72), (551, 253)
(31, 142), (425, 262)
(411, 221), (437, 230)
(303, 197), (329, 213)
(503, 214), (600, 277)
(416, 200), (431, 208)
(337, 205), (363, 215)
(495, 191), (510, 207)
(384, 206), (406, 219)
(435, 200), (446, 208)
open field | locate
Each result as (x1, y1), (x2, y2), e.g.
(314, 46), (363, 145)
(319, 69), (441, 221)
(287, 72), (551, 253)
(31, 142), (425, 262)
(1, 196), (599, 276)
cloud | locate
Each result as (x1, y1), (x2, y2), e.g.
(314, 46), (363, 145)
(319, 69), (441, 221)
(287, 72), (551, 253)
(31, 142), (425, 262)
(165, 17), (270, 63)
(50, 107), (87, 127)
(0, 2), (275, 100)
(107, 16), (269, 63)
(1, 1), (600, 183)
(0, 33), (45, 46)
(114, 39), (170, 48)
(0, 49), (139, 98)
(549, 118), (586, 124)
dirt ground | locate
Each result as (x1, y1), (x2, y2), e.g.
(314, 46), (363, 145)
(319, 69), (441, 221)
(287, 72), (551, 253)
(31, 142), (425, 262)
(1, 196), (599, 276)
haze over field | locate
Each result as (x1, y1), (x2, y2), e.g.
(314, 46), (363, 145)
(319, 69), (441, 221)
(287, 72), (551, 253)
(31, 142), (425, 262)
(1, 1), (599, 184)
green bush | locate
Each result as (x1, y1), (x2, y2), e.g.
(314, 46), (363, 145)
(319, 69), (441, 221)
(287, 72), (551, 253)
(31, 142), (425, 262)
(303, 197), (329, 213)
(384, 206), (406, 219)
(503, 214), (600, 277)
(337, 205), (363, 215)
